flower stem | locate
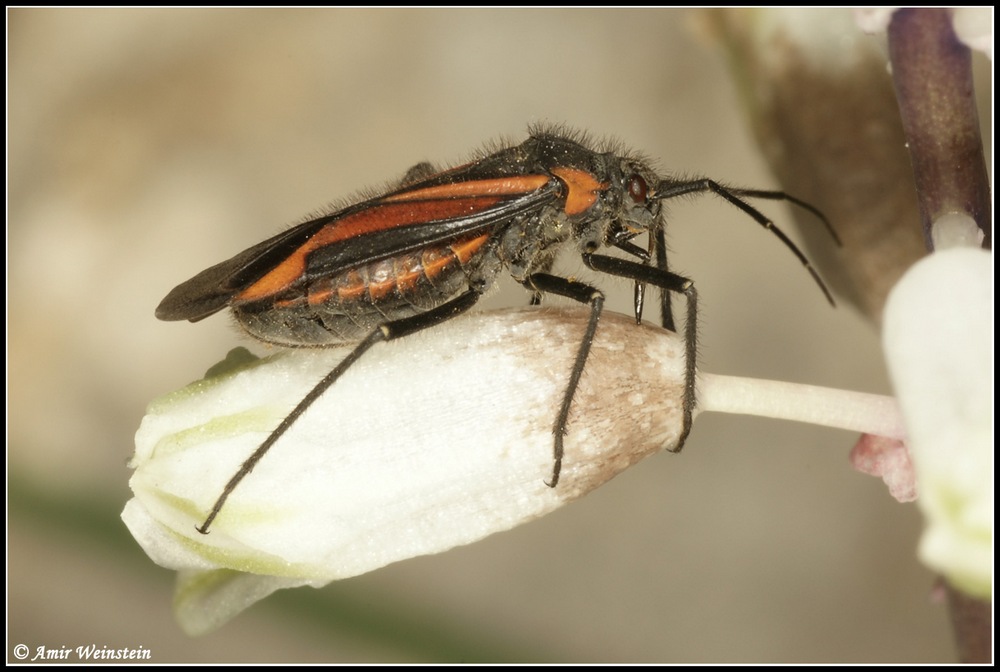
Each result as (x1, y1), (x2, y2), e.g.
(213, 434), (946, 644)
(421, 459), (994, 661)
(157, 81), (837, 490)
(887, 9), (992, 250)
(698, 373), (906, 439)
(887, 11), (993, 661)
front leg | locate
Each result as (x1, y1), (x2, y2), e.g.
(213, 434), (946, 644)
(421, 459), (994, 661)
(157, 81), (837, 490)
(582, 253), (696, 451)
(524, 273), (605, 487)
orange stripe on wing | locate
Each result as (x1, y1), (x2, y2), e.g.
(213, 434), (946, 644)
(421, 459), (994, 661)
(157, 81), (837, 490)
(236, 197), (503, 301)
(382, 175), (551, 203)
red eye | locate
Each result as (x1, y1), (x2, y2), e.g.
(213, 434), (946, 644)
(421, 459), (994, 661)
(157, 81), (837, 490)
(627, 174), (648, 203)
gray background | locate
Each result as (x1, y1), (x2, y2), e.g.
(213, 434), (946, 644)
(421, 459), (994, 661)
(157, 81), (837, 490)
(10, 8), (985, 663)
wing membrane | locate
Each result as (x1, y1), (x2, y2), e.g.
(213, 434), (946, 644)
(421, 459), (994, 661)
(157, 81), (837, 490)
(156, 175), (560, 322)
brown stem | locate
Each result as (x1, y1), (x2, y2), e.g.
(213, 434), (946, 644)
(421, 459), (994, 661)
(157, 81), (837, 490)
(887, 9), (992, 250)
(944, 580), (992, 663)
(888, 9), (993, 663)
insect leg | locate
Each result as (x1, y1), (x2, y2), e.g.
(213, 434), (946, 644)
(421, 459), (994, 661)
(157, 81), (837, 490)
(197, 288), (482, 534)
(523, 273), (605, 488)
(611, 238), (651, 325)
(653, 228), (676, 333)
(583, 253), (697, 453)
(609, 232), (674, 332)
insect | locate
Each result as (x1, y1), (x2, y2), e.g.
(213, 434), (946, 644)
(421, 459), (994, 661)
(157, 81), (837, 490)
(157, 127), (838, 534)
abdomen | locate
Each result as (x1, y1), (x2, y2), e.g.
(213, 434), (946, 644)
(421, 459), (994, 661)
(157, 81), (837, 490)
(232, 232), (493, 346)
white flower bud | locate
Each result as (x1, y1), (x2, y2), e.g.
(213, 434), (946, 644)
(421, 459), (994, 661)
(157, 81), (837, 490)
(883, 247), (993, 599)
(123, 308), (687, 633)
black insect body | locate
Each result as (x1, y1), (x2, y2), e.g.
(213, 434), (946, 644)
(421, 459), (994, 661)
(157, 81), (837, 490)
(157, 128), (836, 533)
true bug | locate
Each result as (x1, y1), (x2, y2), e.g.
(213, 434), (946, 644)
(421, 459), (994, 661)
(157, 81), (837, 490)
(157, 127), (838, 534)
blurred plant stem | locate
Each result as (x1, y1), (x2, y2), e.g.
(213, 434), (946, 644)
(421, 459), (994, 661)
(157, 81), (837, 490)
(888, 9), (991, 252)
(706, 8), (992, 662)
(887, 10), (991, 664)
(704, 7), (927, 322)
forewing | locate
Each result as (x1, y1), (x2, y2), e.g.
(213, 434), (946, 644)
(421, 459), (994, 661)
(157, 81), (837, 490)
(156, 173), (560, 322)
(155, 214), (339, 322)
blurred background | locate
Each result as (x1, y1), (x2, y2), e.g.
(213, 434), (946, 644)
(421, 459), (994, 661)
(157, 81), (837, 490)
(8, 8), (989, 663)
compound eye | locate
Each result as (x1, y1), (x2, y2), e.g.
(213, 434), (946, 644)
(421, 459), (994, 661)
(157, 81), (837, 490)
(627, 174), (648, 204)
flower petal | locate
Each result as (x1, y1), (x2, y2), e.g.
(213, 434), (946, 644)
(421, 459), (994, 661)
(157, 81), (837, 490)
(882, 247), (993, 598)
(124, 308), (688, 631)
